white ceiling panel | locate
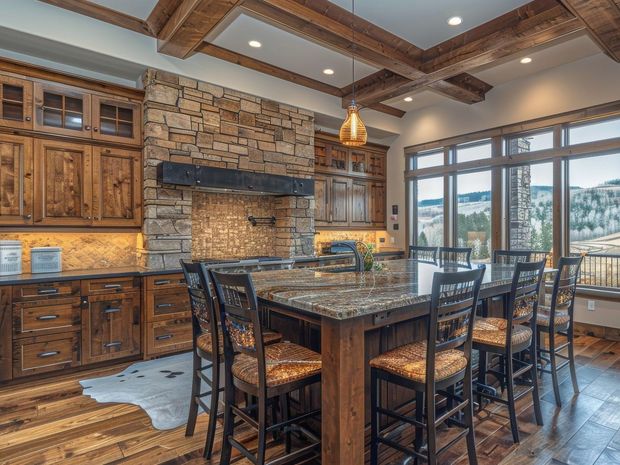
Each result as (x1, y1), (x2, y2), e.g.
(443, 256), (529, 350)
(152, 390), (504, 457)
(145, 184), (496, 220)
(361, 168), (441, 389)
(329, 0), (533, 49)
(383, 89), (446, 112)
(212, 13), (379, 88)
(89, 0), (158, 20)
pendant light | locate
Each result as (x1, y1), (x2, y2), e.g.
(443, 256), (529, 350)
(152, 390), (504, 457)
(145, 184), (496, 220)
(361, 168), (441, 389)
(339, 0), (367, 146)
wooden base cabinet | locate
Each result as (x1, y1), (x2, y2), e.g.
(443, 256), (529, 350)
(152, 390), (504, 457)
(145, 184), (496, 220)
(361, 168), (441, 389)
(81, 292), (140, 364)
(13, 332), (80, 378)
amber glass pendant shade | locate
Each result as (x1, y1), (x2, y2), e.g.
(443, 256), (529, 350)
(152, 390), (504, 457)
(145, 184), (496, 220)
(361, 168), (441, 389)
(339, 103), (367, 146)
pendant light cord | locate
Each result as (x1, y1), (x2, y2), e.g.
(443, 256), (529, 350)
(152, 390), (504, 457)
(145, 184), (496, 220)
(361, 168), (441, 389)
(351, 0), (356, 104)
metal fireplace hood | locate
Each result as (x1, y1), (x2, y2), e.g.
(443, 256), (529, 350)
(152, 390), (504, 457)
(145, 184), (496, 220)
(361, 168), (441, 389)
(157, 161), (314, 197)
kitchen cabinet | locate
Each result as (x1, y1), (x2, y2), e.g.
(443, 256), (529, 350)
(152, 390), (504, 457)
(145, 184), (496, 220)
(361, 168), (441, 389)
(370, 182), (386, 227)
(33, 139), (93, 226)
(351, 179), (370, 226)
(92, 95), (142, 146)
(92, 146), (142, 227)
(0, 74), (33, 130)
(314, 174), (329, 223)
(34, 82), (92, 138)
(0, 134), (33, 225)
(82, 291), (141, 364)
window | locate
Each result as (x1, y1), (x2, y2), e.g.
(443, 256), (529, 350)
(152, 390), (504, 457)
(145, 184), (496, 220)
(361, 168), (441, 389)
(567, 117), (620, 145)
(416, 177), (444, 247)
(507, 130), (554, 154)
(456, 171), (492, 262)
(415, 150), (444, 169)
(456, 139), (492, 163)
(508, 163), (553, 252)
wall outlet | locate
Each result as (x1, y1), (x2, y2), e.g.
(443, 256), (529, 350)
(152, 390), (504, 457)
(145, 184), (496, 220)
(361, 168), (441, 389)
(379, 237), (385, 243)
(587, 300), (596, 311)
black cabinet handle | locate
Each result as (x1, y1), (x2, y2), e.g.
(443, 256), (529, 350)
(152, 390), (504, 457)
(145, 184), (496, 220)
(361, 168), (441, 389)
(104, 341), (122, 348)
(38, 351), (60, 358)
(156, 303), (173, 308)
(37, 288), (59, 295)
(155, 334), (173, 341)
(36, 315), (59, 321)
(154, 280), (170, 285)
(103, 284), (122, 289)
(104, 307), (121, 314)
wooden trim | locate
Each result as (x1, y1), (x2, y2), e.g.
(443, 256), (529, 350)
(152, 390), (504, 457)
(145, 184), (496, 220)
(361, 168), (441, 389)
(0, 56), (144, 101)
(404, 99), (620, 154)
(145, 0), (184, 36)
(491, 137), (504, 252)
(314, 131), (390, 152)
(0, 286), (12, 382)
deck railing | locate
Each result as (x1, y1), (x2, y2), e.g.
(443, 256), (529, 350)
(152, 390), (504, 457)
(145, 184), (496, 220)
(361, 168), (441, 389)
(572, 253), (620, 288)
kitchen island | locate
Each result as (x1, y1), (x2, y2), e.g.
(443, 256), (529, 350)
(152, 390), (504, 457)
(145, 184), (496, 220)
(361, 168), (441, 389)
(251, 259), (540, 465)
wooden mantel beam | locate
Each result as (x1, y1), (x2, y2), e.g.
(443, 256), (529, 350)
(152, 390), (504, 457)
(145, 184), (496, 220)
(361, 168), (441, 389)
(240, 0), (493, 105)
(347, 0), (584, 107)
(560, 0), (620, 62)
(157, 0), (240, 58)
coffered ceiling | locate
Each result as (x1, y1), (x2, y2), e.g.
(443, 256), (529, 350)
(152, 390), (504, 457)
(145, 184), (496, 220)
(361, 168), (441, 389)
(33, 0), (620, 119)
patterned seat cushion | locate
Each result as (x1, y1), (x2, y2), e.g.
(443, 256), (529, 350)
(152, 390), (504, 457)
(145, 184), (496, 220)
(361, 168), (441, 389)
(232, 342), (321, 387)
(197, 330), (282, 355)
(536, 305), (571, 328)
(472, 317), (532, 348)
(369, 341), (468, 383)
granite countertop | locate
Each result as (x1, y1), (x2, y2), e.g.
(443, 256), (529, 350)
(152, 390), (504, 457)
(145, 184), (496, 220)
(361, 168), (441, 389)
(252, 259), (549, 320)
(294, 249), (405, 262)
(0, 266), (183, 286)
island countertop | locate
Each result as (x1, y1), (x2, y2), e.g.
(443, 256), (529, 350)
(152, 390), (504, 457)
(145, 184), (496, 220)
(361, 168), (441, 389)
(252, 259), (533, 320)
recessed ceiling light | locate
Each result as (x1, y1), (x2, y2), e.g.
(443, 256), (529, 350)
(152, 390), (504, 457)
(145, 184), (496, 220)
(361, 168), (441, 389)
(323, 68), (335, 75)
(447, 16), (463, 26)
(248, 40), (262, 48)
(520, 57), (532, 64)
(404, 96), (413, 102)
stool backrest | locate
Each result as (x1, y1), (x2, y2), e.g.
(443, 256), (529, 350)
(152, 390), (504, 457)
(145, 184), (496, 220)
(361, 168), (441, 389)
(507, 260), (546, 330)
(427, 267), (485, 383)
(548, 256), (583, 328)
(493, 250), (531, 265)
(439, 247), (472, 268)
(409, 245), (438, 264)
(180, 260), (219, 355)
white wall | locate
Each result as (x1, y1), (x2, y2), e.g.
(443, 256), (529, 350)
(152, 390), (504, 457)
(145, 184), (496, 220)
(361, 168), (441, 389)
(385, 53), (620, 249)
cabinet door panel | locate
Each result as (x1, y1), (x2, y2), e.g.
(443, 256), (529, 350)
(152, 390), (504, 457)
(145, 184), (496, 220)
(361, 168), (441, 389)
(330, 177), (350, 227)
(0, 134), (33, 225)
(82, 292), (140, 364)
(34, 139), (92, 226)
(351, 180), (369, 226)
(92, 96), (141, 146)
(0, 287), (11, 382)
(314, 175), (329, 225)
(92, 147), (141, 227)
(13, 332), (80, 378)
(34, 83), (91, 138)
(0, 74), (33, 130)
(371, 182), (386, 227)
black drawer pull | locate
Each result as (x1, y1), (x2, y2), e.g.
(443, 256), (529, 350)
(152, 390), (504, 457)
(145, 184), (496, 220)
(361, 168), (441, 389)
(156, 303), (174, 308)
(103, 284), (122, 289)
(38, 288), (59, 295)
(154, 279), (170, 285)
(104, 307), (121, 314)
(155, 334), (174, 341)
(38, 350), (60, 358)
(104, 341), (122, 348)
(36, 315), (59, 321)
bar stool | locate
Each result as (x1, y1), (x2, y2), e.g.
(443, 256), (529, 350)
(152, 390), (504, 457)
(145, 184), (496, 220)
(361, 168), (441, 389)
(370, 267), (485, 465)
(210, 270), (321, 465)
(409, 245), (439, 264)
(473, 260), (545, 444)
(536, 256), (583, 407)
(439, 246), (472, 268)
(180, 261), (282, 459)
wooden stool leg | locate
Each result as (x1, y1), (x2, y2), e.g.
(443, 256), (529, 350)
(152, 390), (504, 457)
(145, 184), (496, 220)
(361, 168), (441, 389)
(549, 331), (562, 407)
(256, 394), (268, 465)
(464, 363), (478, 465)
(370, 368), (380, 465)
(477, 349), (487, 411)
(414, 391), (424, 465)
(568, 326), (579, 394)
(279, 393), (291, 453)
(426, 384), (437, 465)
(530, 336), (543, 426)
(505, 353), (520, 443)
(185, 350), (201, 437)
(219, 376), (235, 465)
(203, 360), (220, 459)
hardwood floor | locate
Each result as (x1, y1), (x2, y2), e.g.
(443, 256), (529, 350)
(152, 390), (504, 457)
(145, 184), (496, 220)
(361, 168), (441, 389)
(0, 335), (619, 465)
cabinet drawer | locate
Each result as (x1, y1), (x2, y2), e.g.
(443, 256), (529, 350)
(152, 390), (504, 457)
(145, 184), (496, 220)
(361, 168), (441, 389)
(145, 318), (192, 357)
(145, 273), (185, 290)
(81, 276), (140, 296)
(13, 297), (81, 337)
(12, 281), (80, 301)
(146, 288), (190, 322)
(13, 332), (80, 378)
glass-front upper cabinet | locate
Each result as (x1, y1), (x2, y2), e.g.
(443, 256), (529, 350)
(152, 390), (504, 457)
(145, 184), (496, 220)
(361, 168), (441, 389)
(92, 96), (142, 146)
(0, 74), (33, 130)
(34, 83), (92, 138)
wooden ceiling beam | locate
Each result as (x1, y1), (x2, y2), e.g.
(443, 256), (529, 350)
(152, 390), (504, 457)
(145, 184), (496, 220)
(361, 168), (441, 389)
(145, 0), (184, 36)
(157, 0), (240, 58)
(560, 0), (620, 62)
(350, 0), (584, 107)
(240, 0), (492, 105)
(196, 43), (405, 117)
(38, 0), (153, 36)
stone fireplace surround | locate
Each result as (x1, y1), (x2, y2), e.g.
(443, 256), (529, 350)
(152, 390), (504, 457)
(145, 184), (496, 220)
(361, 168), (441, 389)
(139, 69), (316, 269)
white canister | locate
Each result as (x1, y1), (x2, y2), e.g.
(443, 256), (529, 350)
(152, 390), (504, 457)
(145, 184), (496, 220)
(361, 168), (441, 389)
(0, 240), (22, 276)
(31, 247), (62, 273)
